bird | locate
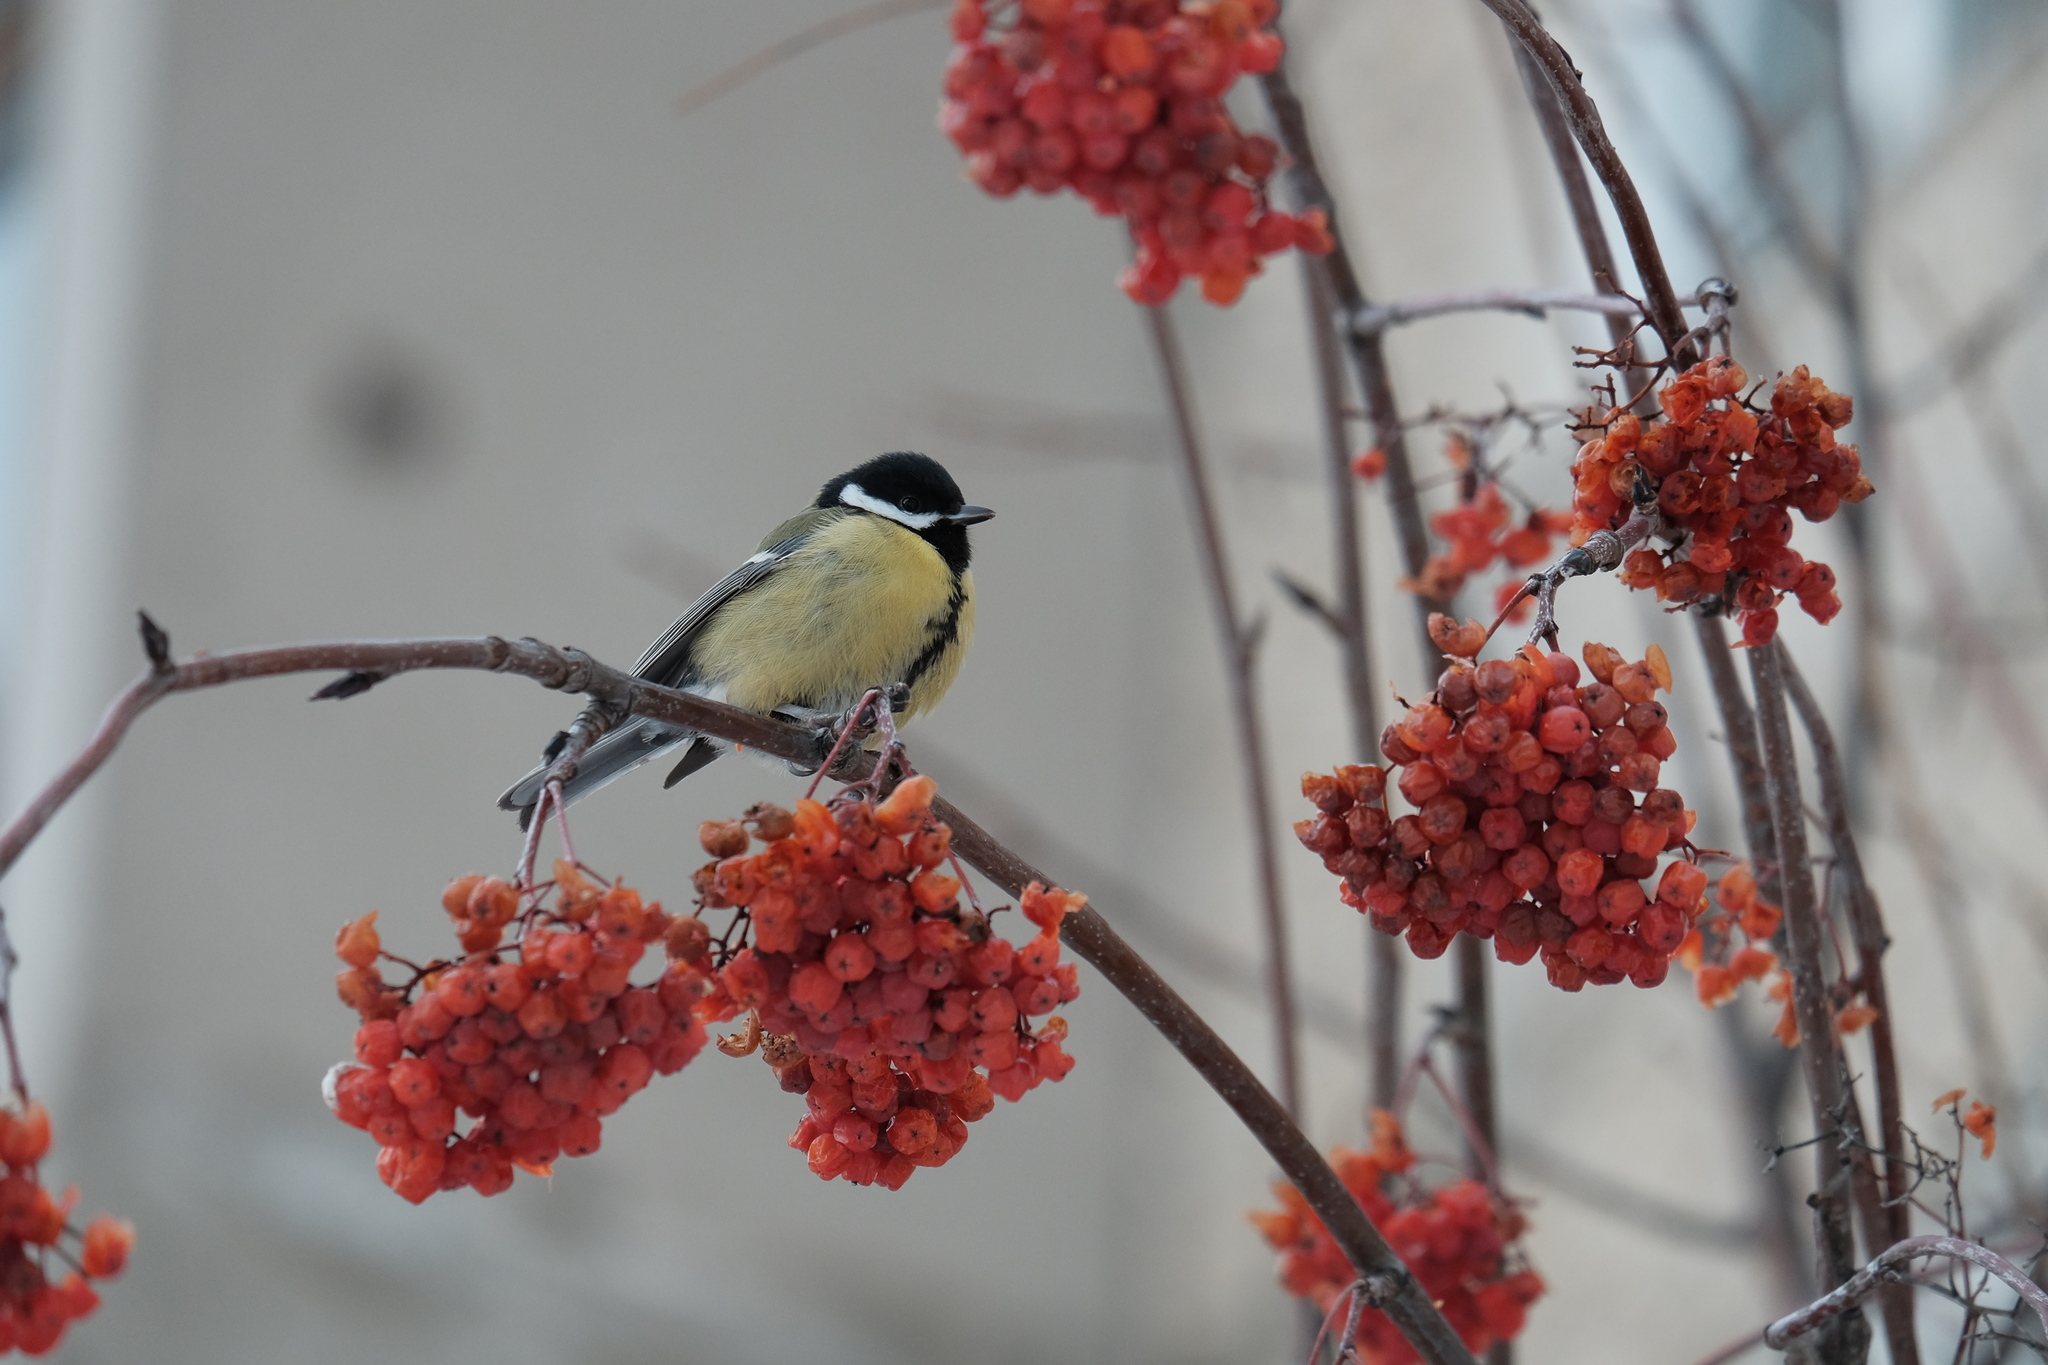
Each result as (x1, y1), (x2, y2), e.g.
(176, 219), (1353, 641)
(499, 452), (991, 820)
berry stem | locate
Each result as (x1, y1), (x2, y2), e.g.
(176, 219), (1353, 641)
(1145, 302), (1302, 1122)
(1263, 35), (1479, 1139)
(0, 909), (27, 1103)
(546, 781), (580, 872)
(798, 695), (880, 802)
(515, 781), (557, 894)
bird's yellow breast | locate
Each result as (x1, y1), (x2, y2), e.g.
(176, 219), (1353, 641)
(690, 513), (974, 718)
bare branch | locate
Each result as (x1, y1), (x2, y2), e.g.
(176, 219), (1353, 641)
(936, 796), (1479, 1365)
(1781, 651), (1914, 1269)
(1303, 255), (1401, 1114)
(674, 0), (945, 115)
(0, 621), (1478, 1365)
(1766, 1237), (2048, 1350)
(1349, 287), (1671, 336)
(1475, 0), (1698, 366)
(1146, 304), (1302, 1120)
(1749, 640), (1870, 1364)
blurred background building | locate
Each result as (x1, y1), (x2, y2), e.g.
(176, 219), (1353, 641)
(0, 0), (2043, 1361)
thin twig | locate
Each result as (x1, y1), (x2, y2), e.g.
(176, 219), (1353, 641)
(1304, 256), (1401, 1113)
(1782, 649), (1916, 1322)
(1349, 288), (1667, 335)
(1256, 44), (1443, 645)
(674, 0), (945, 115)
(1146, 303), (1302, 1120)
(937, 795), (1478, 1365)
(0, 909), (25, 1102)
(1767, 1237), (2048, 1349)
(1476, 0), (1698, 366)
(1263, 27), (1497, 1197)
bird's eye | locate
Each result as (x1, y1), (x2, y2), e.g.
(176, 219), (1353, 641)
(899, 495), (921, 513)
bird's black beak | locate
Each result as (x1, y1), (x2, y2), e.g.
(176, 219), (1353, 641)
(947, 505), (995, 526)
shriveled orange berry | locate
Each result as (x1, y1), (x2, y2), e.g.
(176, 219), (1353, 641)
(875, 775), (938, 834)
(334, 911), (381, 969)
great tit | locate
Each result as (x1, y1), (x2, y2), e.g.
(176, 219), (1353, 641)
(499, 452), (992, 819)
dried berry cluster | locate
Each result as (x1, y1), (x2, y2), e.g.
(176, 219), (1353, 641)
(1296, 639), (1710, 991)
(1395, 469), (1574, 624)
(328, 868), (711, 1202)
(1571, 359), (1872, 646)
(691, 777), (1080, 1189)
(1250, 1112), (1543, 1364)
(1683, 862), (1886, 1048)
(0, 1100), (133, 1355)
(940, 0), (1334, 306)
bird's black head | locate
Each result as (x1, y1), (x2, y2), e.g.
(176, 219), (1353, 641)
(818, 452), (992, 573)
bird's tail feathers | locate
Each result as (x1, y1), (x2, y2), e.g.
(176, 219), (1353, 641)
(498, 718), (693, 823)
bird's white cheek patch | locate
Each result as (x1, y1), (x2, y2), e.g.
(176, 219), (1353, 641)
(839, 482), (943, 530)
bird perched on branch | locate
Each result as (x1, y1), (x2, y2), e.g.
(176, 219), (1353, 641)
(499, 452), (991, 820)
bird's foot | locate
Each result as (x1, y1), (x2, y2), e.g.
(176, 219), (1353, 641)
(802, 687), (914, 800)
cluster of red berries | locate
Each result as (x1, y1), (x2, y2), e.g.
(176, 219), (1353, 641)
(1391, 461), (1574, 624)
(691, 777), (1080, 1189)
(1296, 638), (1711, 991)
(1571, 360), (1872, 646)
(0, 1100), (133, 1355)
(327, 867), (711, 1202)
(1250, 1111), (1543, 1363)
(940, 0), (1335, 306)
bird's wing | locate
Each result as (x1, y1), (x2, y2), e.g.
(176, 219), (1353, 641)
(628, 529), (815, 685)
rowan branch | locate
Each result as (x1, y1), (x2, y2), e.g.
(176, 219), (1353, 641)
(1765, 1237), (2048, 1350)
(1146, 303), (1302, 1120)
(935, 796), (1476, 1365)
(1303, 256), (1401, 1111)
(0, 614), (1477, 1365)
(674, 0), (945, 115)
(1781, 652), (1913, 1265)
(1475, 0), (1698, 367)
(1748, 639), (1870, 1364)
(1349, 287), (1668, 336)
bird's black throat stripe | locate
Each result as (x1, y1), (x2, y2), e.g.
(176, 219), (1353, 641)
(903, 579), (969, 690)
